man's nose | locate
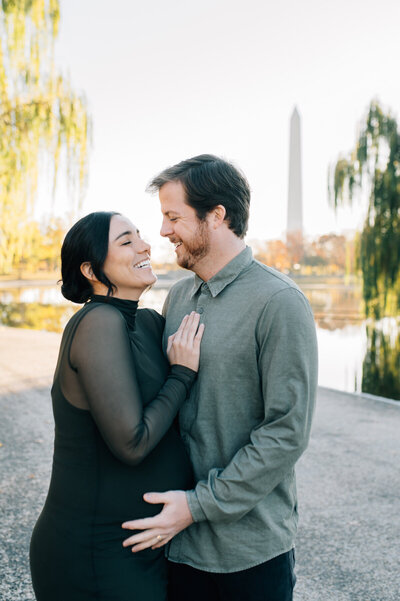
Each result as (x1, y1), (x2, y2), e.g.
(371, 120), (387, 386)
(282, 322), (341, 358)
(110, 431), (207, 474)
(160, 219), (173, 237)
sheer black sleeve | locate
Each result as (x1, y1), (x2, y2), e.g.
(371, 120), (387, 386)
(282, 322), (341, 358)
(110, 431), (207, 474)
(69, 304), (195, 465)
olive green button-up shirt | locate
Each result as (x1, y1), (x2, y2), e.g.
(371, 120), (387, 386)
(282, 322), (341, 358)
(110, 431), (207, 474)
(163, 246), (318, 573)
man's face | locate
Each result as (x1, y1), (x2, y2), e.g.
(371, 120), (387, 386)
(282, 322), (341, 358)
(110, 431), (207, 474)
(159, 180), (211, 271)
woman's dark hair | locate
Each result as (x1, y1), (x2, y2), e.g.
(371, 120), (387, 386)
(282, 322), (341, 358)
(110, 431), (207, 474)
(146, 154), (250, 238)
(61, 211), (120, 303)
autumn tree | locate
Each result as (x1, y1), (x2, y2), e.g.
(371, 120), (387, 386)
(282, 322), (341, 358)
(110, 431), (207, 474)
(302, 234), (353, 275)
(286, 231), (304, 267)
(330, 101), (400, 317)
(0, 0), (90, 274)
(253, 239), (291, 272)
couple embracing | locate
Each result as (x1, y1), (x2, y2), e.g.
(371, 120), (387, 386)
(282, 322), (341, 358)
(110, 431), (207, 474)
(30, 155), (318, 601)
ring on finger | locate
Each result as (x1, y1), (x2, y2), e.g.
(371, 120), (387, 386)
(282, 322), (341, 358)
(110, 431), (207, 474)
(152, 534), (164, 546)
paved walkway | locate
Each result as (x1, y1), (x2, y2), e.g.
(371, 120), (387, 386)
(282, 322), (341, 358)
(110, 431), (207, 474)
(0, 326), (399, 600)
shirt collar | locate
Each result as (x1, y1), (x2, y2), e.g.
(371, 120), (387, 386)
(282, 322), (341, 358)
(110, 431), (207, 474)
(190, 246), (253, 299)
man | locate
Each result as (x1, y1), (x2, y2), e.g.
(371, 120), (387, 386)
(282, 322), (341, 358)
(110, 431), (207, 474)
(122, 155), (318, 600)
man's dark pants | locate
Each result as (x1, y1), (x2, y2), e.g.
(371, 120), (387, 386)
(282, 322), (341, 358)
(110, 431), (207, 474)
(168, 549), (296, 601)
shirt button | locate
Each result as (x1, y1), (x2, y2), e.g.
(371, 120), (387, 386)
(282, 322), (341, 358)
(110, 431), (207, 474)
(197, 307), (204, 314)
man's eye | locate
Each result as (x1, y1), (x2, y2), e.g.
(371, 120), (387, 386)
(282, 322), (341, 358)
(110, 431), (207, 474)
(170, 218), (177, 222)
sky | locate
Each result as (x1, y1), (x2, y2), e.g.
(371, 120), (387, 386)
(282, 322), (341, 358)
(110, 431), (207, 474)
(44, 0), (400, 259)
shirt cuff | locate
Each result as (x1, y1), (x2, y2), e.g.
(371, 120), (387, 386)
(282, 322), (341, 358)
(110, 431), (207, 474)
(185, 489), (207, 523)
(169, 364), (197, 395)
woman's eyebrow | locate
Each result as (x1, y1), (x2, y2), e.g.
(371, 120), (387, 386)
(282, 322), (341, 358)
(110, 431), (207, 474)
(114, 230), (132, 241)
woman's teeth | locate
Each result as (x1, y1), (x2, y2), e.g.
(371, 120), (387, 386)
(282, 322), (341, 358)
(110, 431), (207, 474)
(135, 260), (151, 269)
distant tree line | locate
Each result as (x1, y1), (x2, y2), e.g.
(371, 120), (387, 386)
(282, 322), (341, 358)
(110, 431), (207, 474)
(252, 233), (358, 277)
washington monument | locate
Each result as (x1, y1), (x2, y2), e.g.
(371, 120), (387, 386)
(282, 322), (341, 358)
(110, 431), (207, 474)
(287, 107), (303, 237)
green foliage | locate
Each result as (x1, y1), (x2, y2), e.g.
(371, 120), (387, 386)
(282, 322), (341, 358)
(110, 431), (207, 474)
(0, 0), (90, 274)
(11, 216), (67, 272)
(329, 101), (400, 317)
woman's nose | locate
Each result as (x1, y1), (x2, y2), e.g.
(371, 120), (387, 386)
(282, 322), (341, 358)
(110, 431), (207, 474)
(139, 238), (151, 254)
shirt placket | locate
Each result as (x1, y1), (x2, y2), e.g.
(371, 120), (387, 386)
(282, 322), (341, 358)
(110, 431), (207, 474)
(179, 282), (212, 438)
(195, 282), (212, 317)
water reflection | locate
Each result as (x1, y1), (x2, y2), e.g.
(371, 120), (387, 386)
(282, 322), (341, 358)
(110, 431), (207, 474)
(317, 324), (365, 394)
(303, 281), (364, 331)
(0, 302), (77, 332)
(0, 285), (171, 333)
(0, 280), (399, 400)
(0, 285), (170, 333)
(362, 319), (400, 400)
(0, 285), (77, 332)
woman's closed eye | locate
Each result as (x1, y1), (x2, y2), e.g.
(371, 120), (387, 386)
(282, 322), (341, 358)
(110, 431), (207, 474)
(121, 241), (132, 246)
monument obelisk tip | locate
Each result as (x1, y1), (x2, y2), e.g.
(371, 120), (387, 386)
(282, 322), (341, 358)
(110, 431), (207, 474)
(287, 107), (303, 239)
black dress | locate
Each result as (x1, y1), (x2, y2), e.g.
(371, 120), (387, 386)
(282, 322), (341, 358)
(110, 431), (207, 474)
(30, 296), (195, 601)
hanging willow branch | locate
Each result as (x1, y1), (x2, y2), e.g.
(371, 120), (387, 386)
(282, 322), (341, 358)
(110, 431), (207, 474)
(0, 0), (91, 274)
(328, 101), (400, 318)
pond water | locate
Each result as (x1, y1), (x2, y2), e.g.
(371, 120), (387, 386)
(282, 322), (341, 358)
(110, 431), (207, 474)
(1, 278), (399, 400)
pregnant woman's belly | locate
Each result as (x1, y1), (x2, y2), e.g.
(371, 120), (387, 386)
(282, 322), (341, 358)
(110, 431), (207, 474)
(45, 424), (193, 527)
(96, 425), (194, 522)
(30, 426), (193, 601)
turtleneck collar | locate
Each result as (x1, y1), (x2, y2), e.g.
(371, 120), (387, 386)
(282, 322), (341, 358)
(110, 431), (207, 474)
(89, 294), (138, 331)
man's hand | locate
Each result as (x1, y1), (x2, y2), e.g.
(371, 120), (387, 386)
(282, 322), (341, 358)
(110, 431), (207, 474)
(122, 490), (193, 552)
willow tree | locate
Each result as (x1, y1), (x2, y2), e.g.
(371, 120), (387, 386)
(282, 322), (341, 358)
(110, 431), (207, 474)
(0, 0), (90, 273)
(329, 101), (400, 318)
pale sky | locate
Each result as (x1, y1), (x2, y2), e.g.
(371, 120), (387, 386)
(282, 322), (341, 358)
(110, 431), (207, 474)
(43, 0), (400, 259)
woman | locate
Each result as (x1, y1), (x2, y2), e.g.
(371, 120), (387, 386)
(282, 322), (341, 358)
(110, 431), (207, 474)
(30, 211), (204, 601)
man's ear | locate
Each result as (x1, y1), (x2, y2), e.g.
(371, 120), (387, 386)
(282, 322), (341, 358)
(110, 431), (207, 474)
(80, 262), (97, 282)
(211, 205), (226, 229)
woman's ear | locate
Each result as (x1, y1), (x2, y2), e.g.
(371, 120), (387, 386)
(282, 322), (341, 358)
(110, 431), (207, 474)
(80, 262), (97, 282)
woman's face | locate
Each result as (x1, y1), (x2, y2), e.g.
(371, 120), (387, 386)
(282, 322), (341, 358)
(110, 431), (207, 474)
(100, 214), (157, 299)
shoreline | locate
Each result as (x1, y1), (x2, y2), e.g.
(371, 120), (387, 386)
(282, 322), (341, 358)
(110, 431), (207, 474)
(0, 272), (362, 288)
(0, 272), (188, 290)
(1, 322), (397, 404)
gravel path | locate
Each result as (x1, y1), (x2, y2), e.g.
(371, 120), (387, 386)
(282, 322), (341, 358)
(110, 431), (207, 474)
(0, 325), (399, 601)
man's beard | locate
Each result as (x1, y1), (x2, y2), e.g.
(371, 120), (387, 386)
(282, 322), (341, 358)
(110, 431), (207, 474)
(177, 220), (210, 271)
